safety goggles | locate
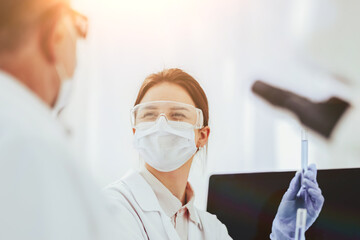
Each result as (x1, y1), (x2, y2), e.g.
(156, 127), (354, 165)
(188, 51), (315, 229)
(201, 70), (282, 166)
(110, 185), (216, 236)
(131, 101), (204, 129)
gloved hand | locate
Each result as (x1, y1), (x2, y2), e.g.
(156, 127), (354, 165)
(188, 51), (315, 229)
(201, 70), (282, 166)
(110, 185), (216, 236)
(270, 164), (324, 240)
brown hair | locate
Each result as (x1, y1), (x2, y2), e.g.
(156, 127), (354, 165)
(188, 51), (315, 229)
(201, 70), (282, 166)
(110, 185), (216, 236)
(134, 68), (209, 127)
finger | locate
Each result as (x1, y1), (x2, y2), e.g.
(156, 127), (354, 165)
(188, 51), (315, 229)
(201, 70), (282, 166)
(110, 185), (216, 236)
(284, 171), (302, 200)
(305, 182), (322, 206)
(307, 187), (322, 203)
(307, 186), (322, 196)
(308, 188), (324, 210)
(303, 178), (319, 190)
(304, 171), (316, 183)
(304, 170), (315, 182)
(306, 164), (317, 180)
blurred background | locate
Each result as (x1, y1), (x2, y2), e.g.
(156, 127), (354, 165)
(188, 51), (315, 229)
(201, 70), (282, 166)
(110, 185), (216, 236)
(63, 0), (356, 209)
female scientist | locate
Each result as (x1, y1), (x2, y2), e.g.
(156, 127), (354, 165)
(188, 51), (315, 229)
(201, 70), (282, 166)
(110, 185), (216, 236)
(105, 68), (324, 240)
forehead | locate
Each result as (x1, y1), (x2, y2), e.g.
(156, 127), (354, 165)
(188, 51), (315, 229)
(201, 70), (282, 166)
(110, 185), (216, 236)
(140, 83), (196, 107)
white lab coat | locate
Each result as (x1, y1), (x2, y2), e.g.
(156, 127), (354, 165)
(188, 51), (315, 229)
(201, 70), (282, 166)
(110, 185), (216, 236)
(0, 71), (139, 240)
(105, 171), (232, 240)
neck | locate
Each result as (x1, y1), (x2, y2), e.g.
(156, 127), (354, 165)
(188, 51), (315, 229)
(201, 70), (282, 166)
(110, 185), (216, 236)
(146, 158), (193, 205)
(0, 46), (58, 107)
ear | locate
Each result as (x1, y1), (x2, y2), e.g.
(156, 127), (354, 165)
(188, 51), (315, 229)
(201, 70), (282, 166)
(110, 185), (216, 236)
(197, 126), (210, 148)
(39, 14), (64, 64)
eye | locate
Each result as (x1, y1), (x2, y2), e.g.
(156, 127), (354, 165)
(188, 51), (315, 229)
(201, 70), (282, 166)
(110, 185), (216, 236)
(141, 111), (157, 119)
(171, 112), (187, 119)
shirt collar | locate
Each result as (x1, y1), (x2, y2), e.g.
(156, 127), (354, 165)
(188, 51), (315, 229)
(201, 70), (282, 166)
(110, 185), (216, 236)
(184, 184), (201, 228)
(0, 70), (69, 140)
(140, 168), (202, 228)
(0, 70), (52, 117)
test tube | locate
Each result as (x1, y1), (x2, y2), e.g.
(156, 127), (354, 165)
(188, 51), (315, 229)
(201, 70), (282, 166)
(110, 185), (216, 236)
(297, 129), (308, 197)
(295, 208), (307, 240)
(301, 129), (308, 175)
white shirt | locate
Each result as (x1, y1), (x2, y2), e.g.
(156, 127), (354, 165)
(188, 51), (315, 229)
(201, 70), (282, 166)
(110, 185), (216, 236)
(140, 169), (199, 240)
(0, 71), (139, 240)
(105, 170), (232, 240)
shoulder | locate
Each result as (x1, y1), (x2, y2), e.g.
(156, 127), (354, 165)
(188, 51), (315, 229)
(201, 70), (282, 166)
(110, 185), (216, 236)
(104, 172), (146, 218)
(104, 171), (153, 199)
(0, 110), (68, 163)
(104, 171), (139, 198)
(104, 172), (146, 214)
(0, 125), (78, 197)
(104, 180), (130, 207)
(0, 86), (71, 164)
(0, 80), (65, 144)
(0, 131), (73, 169)
(196, 208), (224, 226)
(103, 175), (150, 239)
(196, 208), (232, 239)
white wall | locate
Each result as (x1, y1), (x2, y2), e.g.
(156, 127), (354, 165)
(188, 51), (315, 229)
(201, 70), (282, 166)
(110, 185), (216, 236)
(63, 0), (355, 209)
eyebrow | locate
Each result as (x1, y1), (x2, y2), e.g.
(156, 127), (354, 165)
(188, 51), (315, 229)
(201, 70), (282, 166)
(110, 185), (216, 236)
(170, 107), (190, 111)
(140, 106), (159, 110)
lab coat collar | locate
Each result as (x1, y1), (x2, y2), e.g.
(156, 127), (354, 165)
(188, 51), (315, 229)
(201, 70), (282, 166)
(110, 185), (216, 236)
(140, 168), (202, 229)
(121, 171), (203, 230)
(0, 70), (52, 117)
(121, 171), (163, 212)
(140, 168), (183, 217)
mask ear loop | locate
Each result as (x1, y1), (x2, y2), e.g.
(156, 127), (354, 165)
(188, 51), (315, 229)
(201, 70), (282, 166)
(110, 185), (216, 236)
(195, 108), (205, 152)
(194, 145), (206, 175)
(194, 126), (207, 175)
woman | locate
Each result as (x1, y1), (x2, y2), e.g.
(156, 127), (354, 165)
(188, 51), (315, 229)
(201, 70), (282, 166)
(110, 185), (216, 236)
(105, 68), (324, 240)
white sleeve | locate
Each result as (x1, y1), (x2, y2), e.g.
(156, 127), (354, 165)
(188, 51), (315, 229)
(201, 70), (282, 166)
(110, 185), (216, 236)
(0, 135), (139, 240)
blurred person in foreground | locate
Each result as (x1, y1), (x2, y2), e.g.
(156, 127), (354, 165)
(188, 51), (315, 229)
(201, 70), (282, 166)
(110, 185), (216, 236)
(0, 0), (139, 239)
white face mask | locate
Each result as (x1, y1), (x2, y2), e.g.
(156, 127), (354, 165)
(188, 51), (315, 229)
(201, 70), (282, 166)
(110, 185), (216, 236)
(133, 116), (198, 172)
(52, 17), (78, 118)
(52, 64), (73, 117)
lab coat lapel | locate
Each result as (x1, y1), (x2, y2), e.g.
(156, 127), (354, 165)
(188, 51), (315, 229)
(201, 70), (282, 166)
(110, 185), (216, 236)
(187, 208), (203, 239)
(121, 171), (162, 212)
(159, 213), (181, 240)
(122, 172), (181, 240)
(188, 220), (202, 239)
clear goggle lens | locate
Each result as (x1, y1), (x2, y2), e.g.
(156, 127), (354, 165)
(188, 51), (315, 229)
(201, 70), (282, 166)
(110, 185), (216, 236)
(131, 101), (204, 129)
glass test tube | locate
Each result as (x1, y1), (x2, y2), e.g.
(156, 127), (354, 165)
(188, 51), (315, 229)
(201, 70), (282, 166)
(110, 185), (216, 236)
(297, 129), (308, 197)
(295, 208), (307, 240)
(301, 129), (308, 175)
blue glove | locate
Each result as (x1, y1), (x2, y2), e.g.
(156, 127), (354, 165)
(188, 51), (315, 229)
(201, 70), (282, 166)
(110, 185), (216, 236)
(270, 164), (324, 240)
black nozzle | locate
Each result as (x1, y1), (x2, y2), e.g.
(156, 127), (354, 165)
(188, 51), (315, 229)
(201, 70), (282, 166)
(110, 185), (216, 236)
(252, 80), (350, 138)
